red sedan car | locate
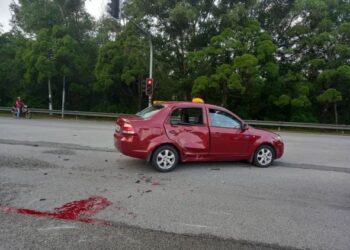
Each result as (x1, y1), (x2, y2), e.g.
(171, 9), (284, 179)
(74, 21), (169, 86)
(114, 100), (284, 172)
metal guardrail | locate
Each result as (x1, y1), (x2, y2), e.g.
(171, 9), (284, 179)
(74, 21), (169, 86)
(0, 107), (121, 118)
(1, 106), (350, 131)
(245, 120), (350, 131)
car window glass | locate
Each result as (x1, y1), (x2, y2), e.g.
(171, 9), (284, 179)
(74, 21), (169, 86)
(136, 105), (164, 118)
(170, 108), (203, 125)
(209, 109), (241, 128)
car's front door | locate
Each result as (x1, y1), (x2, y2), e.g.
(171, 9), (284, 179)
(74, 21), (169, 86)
(164, 107), (209, 160)
(208, 108), (250, 159)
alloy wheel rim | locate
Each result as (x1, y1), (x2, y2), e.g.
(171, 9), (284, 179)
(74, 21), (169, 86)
(156, 149), (175, 170)
(257, 148), (273, 166)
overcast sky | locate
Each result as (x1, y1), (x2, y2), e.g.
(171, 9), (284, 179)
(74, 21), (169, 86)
(0, 0), (108, 32)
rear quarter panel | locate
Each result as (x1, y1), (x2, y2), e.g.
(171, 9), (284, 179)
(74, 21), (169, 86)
(129, 106), (185, 160)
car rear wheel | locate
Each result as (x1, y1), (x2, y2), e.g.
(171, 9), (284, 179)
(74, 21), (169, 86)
(152, 145), (179, 172)
(253, 145), (275, 168)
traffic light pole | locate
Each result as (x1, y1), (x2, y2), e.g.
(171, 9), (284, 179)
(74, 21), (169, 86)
(148, 38), (153, 107)
(48, 50), (54, 115)
(109, 0), (154, 107)
(122, 19), (154, 107)
(124, 18), (154, 106)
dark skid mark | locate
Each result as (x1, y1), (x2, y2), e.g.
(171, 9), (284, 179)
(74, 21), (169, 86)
(43, 149), (76, 156)
(0, 196), (112, 225)
(0, 138), (114, 153)
(0, 155), (57, 170)
(277, 162), (350, 174)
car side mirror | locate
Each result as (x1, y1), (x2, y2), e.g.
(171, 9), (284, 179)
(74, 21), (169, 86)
(242, 123), (248, 131)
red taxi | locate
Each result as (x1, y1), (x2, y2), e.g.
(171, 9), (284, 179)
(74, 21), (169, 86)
(114, 99), (284, 172)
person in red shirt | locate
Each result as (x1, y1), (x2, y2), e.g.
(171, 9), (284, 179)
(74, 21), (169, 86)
(15, 97), (24, 118)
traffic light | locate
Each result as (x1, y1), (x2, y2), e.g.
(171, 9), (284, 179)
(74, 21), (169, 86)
(141, 80), (146, 94)
(108, 0), (122, 19)
(146, 78), (154, 96)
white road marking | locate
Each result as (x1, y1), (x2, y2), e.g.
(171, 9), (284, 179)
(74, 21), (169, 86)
(37, 225), (77, 231)
(176, 223), (216, 229)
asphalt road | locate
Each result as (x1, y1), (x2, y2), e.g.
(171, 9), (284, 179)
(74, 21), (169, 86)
(0, 117), (349, 250)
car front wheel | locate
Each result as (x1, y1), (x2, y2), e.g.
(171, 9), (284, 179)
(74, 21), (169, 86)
(152, 145), (179, 172)
(253, 145), (275, 168)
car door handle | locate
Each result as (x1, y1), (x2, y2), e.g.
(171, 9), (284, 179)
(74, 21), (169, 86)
(169, 130), (177, 135)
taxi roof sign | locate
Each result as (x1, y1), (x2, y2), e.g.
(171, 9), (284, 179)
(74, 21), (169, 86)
(152, 98), (205, 105)
(192, 98), (204, 103)
(153, 100), (164, 105)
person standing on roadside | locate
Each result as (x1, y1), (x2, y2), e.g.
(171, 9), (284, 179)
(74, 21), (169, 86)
(15, 97), (23, 118)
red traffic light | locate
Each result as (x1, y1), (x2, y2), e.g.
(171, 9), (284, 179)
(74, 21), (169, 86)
(146, 78), (154, 96)
(146, 78), (153, 85)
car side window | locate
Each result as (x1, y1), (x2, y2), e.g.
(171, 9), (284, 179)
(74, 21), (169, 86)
(209, 109), (241, 129)
(170, 108), (203, 126)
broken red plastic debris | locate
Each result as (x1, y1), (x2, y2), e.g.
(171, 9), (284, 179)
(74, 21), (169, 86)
(0, 196), (112, 225)
(152, 181), (160, 186)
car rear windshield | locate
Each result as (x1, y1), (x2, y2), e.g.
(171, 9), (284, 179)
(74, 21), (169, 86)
(136, 105), (165, 119)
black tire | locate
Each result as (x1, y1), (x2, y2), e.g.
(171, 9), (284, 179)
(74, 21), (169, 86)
(253, 145), (275, 168)
(151, 145), (179, 172)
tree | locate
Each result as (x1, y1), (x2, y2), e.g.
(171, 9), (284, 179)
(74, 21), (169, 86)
(0, 32), (26, 106)
(317, 88), (342, 124)
(9, 0), (97, 110)
(11, 0), (93, 40)
(188, 15), (278, 118)
(95, 24), (148, 112)
(1, 0), (349, 124)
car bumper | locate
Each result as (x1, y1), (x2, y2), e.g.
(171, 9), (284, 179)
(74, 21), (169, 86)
(114, 133), (148, 160)
(274, 140), (284, 159)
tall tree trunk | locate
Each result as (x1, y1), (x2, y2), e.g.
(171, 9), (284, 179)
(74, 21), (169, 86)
(48, 78), (53, 115)
(62, 75), (66, 119)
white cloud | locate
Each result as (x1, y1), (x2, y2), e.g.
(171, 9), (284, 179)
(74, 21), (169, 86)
(85, 0), (109, 20)
(0, 0), (14, 32)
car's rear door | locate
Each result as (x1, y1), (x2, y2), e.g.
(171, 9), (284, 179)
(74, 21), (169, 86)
(208, 108), (250, 159)
(164, 107), (209, 159)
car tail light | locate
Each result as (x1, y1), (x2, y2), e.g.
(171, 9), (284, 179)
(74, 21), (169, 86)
(122, 122), (136, 135)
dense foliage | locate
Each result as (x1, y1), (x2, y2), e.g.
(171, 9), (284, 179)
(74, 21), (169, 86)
(0, 0), (349, 123)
